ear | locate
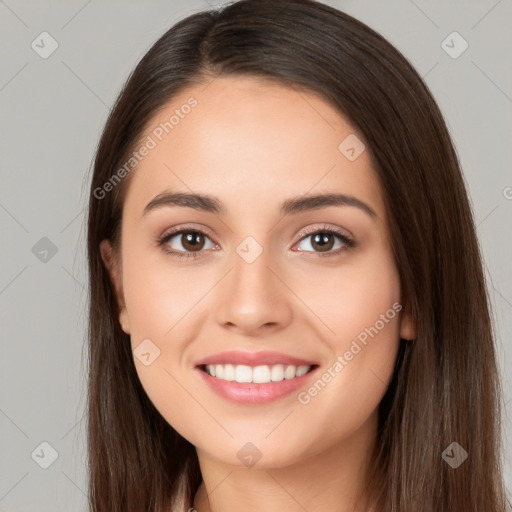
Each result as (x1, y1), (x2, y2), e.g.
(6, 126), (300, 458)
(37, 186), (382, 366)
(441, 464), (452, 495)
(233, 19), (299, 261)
(99, 239), (130, 334)
(399, 307), (416, 341)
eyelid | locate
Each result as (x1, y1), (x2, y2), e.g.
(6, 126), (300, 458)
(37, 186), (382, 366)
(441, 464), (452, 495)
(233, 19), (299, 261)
(160, 223), (351, 244)
(159, 223), (219, 245)
(290, 223), (355, 257)
(293, 223), (353, 244)
(157, 224), (220, 260)
(158, 222), (355, 258)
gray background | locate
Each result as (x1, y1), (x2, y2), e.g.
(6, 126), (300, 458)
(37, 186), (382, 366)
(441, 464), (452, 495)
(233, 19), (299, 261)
(1, 0), (511, 510)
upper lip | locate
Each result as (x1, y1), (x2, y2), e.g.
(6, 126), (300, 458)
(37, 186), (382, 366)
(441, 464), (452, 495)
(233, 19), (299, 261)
(194, 350), (318, 368)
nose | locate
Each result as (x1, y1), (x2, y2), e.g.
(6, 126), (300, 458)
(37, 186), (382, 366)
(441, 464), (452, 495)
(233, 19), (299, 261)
(214, 244), (293, 337)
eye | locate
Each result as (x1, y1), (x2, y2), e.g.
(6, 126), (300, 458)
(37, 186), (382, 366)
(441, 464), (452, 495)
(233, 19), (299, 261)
(294, 225), (355, 257)
(158, 224), (355, 260)
(158, 228), (218, 259)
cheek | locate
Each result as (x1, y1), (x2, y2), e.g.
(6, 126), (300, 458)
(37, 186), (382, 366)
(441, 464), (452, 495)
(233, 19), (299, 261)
(122, 245), (208, 343)
(295, 250), (401, 347)
(120, 253), (209, 440)
(292, 251), (402, 415)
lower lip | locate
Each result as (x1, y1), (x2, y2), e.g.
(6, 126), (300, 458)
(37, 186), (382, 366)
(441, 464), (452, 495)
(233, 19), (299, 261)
(195, 366), (319, 405)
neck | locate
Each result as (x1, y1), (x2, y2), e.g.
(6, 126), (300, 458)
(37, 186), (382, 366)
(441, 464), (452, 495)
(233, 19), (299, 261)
(192, 412), (378, 512)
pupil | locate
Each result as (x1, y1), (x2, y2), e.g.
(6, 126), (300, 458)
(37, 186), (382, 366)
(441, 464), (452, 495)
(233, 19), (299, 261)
(313, 233), (333, 252)
(183, 232), (203, 251)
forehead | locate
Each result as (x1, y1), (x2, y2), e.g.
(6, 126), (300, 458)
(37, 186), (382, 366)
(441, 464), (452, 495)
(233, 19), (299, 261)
(122, 76), (386, 222)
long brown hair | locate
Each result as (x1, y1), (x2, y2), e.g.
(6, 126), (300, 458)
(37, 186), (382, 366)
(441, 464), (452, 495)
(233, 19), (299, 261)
(85, 0), (507, 510)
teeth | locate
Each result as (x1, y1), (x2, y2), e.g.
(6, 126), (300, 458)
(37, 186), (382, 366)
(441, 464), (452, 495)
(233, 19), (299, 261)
(223, 364), (235, 381)
(296, 365), (309, 377)
(253, 365), (271, 383)
(205, 364), (311, 383)
(284, 365), (296, 379)
(235, 365), (252, 383)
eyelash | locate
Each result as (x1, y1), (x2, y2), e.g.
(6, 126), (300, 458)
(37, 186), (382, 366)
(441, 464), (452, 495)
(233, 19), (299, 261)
(157, 224), (355, 260)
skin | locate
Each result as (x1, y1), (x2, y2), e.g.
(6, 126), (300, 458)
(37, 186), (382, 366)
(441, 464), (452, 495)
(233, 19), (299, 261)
(100, 76), (415, 512)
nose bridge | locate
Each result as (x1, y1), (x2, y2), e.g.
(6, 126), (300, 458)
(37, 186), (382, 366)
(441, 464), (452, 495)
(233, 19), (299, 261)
(214, 236), (292, 333)
(233, 241), (273, 295)
(230, 237), (278, 306)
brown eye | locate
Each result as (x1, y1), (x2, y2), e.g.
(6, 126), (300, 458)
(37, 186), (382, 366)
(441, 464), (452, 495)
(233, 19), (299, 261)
(159, 229), (218, 257)
(295, 228), (354, 256)
(180, 231), (206, 252)
(310, 233), (335, 252)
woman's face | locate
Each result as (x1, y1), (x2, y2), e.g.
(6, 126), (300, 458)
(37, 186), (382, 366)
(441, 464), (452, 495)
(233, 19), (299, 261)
(101, 75), (414, 469)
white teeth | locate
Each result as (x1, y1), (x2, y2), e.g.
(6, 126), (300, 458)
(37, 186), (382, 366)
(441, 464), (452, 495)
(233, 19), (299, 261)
(235, 365), (252, 383)
(224, 364), (236, 381)
(253, 365), (271, 383)
(204, 363), (312, 383)
(271, 364), (284, 381)
(296, 365), (309, 377)
(284, 365), (296, 379)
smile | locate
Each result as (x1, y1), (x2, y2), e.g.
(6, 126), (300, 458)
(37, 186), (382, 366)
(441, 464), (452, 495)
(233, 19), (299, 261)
(195, 361), (319, 405)
(203, 363), (312, 383)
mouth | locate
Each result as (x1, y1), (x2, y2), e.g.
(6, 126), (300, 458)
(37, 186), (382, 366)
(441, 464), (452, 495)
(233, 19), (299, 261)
(194, 358), (320, 405)
(198, 363), (317, 384)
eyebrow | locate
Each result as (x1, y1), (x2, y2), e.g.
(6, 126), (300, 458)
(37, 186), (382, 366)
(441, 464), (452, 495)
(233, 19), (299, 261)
(142, 191), (377, 219)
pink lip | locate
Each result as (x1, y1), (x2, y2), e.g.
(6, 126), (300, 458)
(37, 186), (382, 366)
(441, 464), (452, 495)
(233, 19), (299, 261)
(194, 350), (317, 367)
(195, 365), (319, 405)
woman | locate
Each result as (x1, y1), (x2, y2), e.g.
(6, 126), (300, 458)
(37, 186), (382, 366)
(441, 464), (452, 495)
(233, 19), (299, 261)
(86, 0), (507, 510)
